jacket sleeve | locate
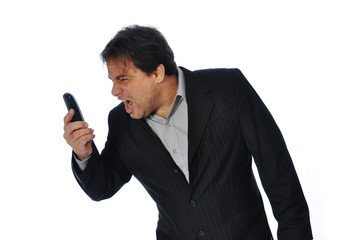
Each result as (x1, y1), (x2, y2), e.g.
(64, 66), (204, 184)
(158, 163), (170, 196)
(72, 109), (132, 202)
(234, 69), (313, 240)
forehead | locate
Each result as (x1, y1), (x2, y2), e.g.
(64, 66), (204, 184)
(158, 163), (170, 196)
(106, 57), (138, 77)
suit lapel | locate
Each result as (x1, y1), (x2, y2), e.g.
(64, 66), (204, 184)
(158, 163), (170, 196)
(131, 118), (171, 159)
(181, 67), (214, 166)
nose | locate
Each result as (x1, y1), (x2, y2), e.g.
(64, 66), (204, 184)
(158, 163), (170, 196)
(111, 82), (123, 97)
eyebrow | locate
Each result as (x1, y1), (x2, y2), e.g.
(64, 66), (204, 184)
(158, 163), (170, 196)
(108, 74), (127, 81)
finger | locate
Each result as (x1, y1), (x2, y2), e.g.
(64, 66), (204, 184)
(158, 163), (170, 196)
(64, 120), (88, 133)
(64, 109), (75, 125)
(63, 125), (90, 148)
(64, 126), (93, 144)
(72, 128), (94, 143)
(72, 133), (96, 150)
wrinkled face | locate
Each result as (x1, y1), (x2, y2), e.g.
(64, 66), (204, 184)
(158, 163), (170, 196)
(107, 58), (161, 119)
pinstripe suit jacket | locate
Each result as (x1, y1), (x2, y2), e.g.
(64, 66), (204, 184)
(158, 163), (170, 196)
(72, 67), (312, 240)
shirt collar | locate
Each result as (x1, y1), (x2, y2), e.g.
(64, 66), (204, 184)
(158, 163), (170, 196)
(176, 67), (187, 103)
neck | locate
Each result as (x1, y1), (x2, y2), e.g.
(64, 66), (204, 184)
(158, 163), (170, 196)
(154, 74), (178, 119)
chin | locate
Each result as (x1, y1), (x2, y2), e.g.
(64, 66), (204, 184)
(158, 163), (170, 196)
(129, 112), (145, 120)
(129, 114), (140, 119)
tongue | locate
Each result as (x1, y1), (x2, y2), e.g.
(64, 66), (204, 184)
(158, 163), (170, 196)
(125, 100), (133, 114)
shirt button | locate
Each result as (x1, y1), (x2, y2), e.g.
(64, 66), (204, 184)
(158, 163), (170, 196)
(173, 149), (177, 153)
(190, 200), (197, 207)
(173, 169), (179, 174)
(198, 231), (205, 237)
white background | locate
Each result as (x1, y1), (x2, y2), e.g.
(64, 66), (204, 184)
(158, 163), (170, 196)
(1, 0), (360, 239)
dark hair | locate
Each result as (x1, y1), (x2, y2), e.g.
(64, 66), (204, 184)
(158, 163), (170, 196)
(101, 25), (177, 76)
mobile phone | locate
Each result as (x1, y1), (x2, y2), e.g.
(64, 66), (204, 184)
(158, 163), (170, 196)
(63, 92), (84, 122)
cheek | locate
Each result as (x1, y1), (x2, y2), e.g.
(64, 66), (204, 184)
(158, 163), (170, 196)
(135, 85), (152, 101)
(132, 80), (157, 106)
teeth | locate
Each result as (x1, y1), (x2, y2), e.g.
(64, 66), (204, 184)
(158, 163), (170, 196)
(128, 101), (133, 106)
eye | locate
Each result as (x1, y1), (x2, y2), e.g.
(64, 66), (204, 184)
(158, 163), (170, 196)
(113, 77), (129, 83)
(116, 77), (129, 82)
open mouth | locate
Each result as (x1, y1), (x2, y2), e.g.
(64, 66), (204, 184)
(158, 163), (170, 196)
(124, 100), (134, 114)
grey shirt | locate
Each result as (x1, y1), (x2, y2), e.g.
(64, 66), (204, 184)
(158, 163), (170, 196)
(75, 67), (190, 182)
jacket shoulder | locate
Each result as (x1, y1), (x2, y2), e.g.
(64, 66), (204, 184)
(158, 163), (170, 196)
(108, 102), (129, 126)
(190, 67), (248, 93)
(191, 68), (247, 86)
(193, 68), (243, 79)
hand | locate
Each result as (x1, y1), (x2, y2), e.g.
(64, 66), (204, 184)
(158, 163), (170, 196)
(63, 109), (95, 160)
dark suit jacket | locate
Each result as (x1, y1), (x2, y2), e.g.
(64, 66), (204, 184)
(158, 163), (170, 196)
(72, 67), (312, 240)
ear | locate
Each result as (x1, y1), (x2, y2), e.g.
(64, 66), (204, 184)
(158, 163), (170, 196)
(153, 64), (165, 84)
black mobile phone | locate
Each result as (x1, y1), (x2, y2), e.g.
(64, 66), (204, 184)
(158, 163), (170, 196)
(63, 92), (84, 122)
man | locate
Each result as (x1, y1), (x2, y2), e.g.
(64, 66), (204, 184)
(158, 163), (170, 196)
(63, 25), (312, 239)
